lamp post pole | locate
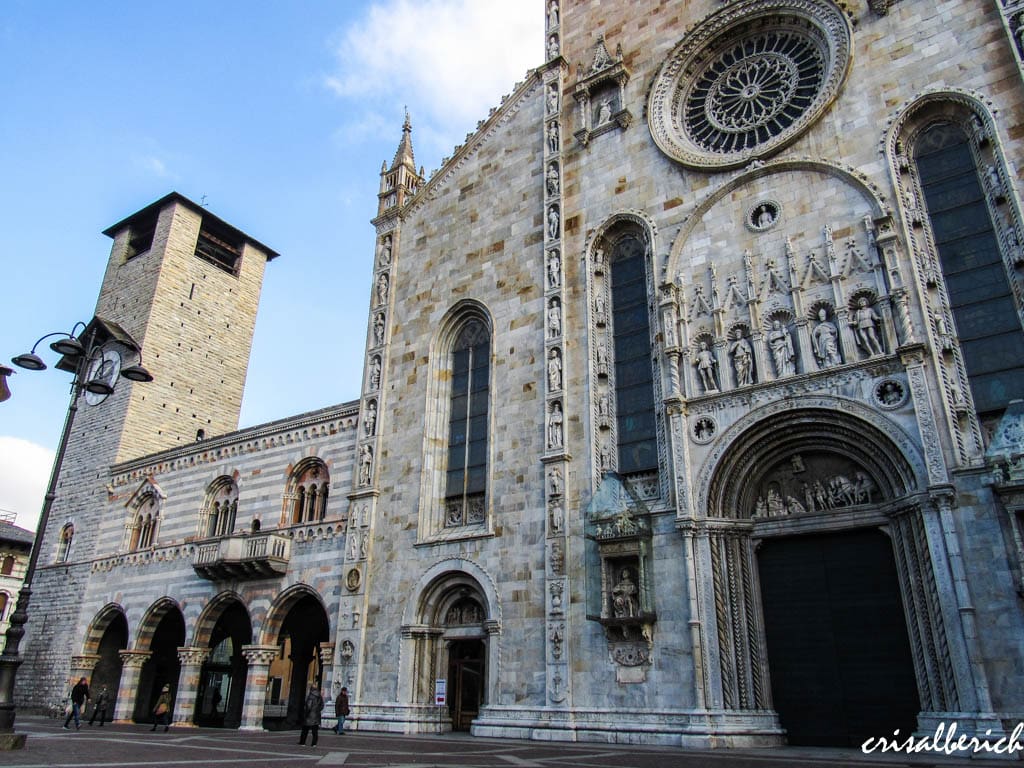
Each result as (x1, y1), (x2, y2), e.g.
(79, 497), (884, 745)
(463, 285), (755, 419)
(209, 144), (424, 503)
(0, 324), (152, 749)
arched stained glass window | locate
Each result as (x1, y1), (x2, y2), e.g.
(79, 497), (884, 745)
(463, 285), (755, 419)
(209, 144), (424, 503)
(445, 320), (490, 527)
(610, 235), (658, 474)
(915, 123), (1024, 416)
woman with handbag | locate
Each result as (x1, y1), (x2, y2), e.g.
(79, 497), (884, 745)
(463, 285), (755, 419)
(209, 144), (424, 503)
(151, 685), (173, 732)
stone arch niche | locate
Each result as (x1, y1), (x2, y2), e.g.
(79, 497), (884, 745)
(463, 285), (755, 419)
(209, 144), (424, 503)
(260, 585), (330, 729)
(81, 604), (129, 722)
(133, 598), (185, 724)
(191, 594), (253, 728)
(398, 559), (500, 733)
(695, 399), (965, 745)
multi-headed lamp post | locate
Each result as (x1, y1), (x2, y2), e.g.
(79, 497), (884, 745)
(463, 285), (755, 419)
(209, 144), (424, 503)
(0, 321), (152, 749)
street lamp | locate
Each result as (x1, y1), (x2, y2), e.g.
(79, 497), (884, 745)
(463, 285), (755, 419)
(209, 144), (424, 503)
(0, 320), (152, 749)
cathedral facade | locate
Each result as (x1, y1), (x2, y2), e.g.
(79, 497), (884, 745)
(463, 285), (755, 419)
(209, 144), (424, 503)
(15, 0), (1024, 749)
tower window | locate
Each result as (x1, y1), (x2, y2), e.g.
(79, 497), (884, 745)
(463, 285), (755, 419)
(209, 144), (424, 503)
(126, 212), (158, 260)
(194, 220), (241, 275)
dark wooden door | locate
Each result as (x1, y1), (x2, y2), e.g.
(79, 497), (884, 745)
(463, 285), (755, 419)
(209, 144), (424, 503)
(757, 529), (920, 746)
(448, 640), (484, 731)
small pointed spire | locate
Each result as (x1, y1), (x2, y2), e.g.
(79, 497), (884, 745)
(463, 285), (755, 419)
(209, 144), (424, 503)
(390, 109), (416, 172)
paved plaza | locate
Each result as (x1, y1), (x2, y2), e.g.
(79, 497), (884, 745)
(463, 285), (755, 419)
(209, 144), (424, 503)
(0, 715), (982, 768)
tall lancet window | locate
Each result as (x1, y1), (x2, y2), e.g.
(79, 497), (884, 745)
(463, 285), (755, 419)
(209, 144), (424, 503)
(915, 123), (1024, 416)
(445, 320), (490, 527)
(611, 235), (658, 474)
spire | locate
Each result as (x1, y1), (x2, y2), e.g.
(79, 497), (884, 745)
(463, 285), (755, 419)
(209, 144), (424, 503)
(375, 110), (425, 220)
(390, 108), (416, 173)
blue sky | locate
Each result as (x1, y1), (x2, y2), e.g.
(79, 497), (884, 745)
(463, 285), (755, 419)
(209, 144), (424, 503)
(0, 0), (543, 531)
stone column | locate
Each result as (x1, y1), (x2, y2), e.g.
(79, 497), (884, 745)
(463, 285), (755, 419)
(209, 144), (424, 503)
(172, 647), (209, 727)
(239, 644), (279, 731)
(113, 651), (150, 723)
(318, 643), (336, 720)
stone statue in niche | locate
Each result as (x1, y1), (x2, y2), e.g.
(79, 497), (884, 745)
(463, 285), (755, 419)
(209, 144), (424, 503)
(376, 272), (389, 306)
(547, 84), (559, 114)
(597, 97), (613, 125)
(378, 236), (391, 266)
(729, 334), (754, 386)
(548, 205), (560, 239)
(547, 163), (559, 195)
(547, 121), (559, 153)
(548, 0), (559, 29)
(549, 499), (563, 533)
(693, 341), (718, 393)
(548, 249), (560, 288)
(548, 401), (564, 449)
(363, 400), (377, 436)
(594, 290), (606, 321)
(373, 313), (386, 346)
(548, 298), (561, 337)
(851, 297), (885, 356)
(358, 445), (373, 486)
(548, 348), (562, 391)
(812, 309), (842, 368)
(767, 320), (795, 376)
(548, 466), (563, 496)
(547, 35), (559, 61)
(368, 356), (381, 389)
(611, 567), (639, 618)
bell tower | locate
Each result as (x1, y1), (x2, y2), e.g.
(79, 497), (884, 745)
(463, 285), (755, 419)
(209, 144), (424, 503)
(97, 192), (278, 461)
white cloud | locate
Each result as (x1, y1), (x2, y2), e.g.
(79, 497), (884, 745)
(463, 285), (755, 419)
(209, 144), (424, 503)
(0, 436), (52, 533)
(134, 153), (173, 179)
(326, 0), (542, 158)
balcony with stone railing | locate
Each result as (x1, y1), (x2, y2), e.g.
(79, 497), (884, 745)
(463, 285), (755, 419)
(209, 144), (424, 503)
(191, 531), (291, 581)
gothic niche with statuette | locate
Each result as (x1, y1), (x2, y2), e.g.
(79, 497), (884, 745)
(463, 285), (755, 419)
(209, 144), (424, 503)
(584, 473), (656, 683)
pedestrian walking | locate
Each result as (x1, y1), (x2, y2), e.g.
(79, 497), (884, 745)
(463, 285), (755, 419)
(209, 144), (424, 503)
(297, 685), (324, 746)
(151, 684), (172, 732)
(334, 686), (350, 735)
(63, 677), (90, 730)
(88, 685), (110, 726)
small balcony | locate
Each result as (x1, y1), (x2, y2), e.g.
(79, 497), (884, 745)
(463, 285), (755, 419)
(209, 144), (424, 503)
(192, 532), (291, 581)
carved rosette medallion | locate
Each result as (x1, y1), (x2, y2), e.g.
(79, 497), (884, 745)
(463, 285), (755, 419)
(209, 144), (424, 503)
(647, 0), (852, 169)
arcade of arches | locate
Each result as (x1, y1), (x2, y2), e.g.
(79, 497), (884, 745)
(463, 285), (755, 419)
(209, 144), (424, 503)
(75, 590), (331, 731)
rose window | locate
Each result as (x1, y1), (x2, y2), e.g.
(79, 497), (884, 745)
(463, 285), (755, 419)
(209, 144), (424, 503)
(647, 0), (852, 169)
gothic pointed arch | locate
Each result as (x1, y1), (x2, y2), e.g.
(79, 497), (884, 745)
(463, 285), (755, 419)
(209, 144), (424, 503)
(284, 456), (330, 525)
(587, 212), (666, 502)
(885, 89), (1024, 449)
(124, 478), (165, 551)
(200, 475), (239, 539)
(419, 300), (495, 540)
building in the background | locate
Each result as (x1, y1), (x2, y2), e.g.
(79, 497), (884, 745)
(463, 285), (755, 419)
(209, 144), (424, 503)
(15, 0), (1024, 750)
(0, 513), (32, 641)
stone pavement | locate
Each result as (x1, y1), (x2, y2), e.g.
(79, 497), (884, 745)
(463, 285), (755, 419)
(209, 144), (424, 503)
(1, 715), (984, 768)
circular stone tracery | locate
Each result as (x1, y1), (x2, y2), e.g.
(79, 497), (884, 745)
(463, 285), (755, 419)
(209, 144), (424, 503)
(648, 0), (852, 169)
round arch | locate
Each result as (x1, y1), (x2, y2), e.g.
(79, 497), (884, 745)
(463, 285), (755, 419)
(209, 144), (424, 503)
(191, 591), (251, 649)
(259, 584), (330, 645)
(134, 597), (183, 650)
(82, 603), (129, 655)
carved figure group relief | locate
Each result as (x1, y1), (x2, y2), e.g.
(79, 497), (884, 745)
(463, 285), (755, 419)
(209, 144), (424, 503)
(750, 453), (881, 519)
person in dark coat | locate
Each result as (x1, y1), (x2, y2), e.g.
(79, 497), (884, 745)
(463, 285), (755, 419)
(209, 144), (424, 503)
(63, 677), (90, 730)
(298, 685), (324, 746)
(334, 686), (350, 735)
(88, 685), (110, 726)
(150, 684), (173, 732)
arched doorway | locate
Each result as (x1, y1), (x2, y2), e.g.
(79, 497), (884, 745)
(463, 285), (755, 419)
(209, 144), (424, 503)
(194, 600), (251, 728)
(406, 573), (492, 732)
(701, 401), (929, 746)
(84, 607), (128, 720)
(135, 602), (185, 723)
(263, 590), (330, 729)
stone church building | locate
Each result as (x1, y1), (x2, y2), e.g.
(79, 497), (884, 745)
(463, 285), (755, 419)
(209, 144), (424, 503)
(15, 0), (1024, 749)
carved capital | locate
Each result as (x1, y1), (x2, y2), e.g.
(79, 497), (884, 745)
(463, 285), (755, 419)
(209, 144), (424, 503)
(70, 654), (101, 673)
(119, 650), (151, 668)
(176, 646), (210, 666)
(241, 644), (281, 666)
